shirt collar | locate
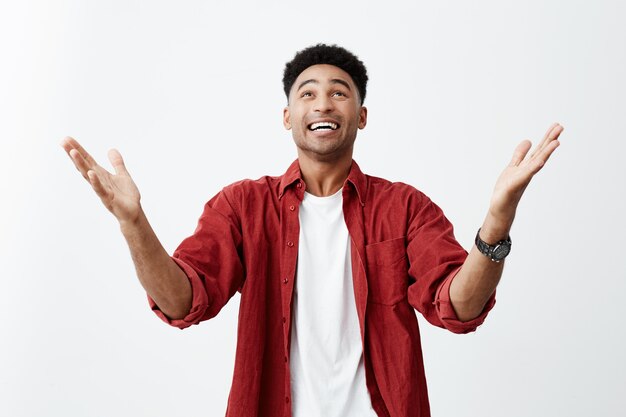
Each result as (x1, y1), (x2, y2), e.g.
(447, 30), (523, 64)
(278, 159), (367, 206)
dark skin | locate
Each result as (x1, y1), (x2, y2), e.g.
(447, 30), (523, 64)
(283, 64), (367, 197)
(61, 63), (563, 321)
(60, 138), (192, 319)
(282, 64), (563, 321)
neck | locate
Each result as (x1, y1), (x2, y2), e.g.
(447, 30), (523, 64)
(297, 149), (353, 197)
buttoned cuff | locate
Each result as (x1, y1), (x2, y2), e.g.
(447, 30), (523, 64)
(434, 266), (496, 334)
(147, 257), (211, 329)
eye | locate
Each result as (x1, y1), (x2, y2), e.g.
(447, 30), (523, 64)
(301, 91), (313, 98)
(332, 91), (347, 98)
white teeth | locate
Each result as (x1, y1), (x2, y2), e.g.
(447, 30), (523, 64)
(309, 122), (338, 131)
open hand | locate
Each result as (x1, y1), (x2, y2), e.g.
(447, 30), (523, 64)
(489, 123), (564, 226)
(61, 137), (141, 224)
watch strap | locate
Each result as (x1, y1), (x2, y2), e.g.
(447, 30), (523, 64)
(475, 228), (512, 262)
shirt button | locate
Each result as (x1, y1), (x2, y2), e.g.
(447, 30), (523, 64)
(296, 182), (302, 188)
(284, 356), (288, 363)
(287, 241), (294, 247)
(285, 396), (290, 403)
(282, 317), (286, 323)
(289, 205), (295, 211)
(283, 278), (289, 284)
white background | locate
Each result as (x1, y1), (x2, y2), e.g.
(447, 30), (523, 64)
(1, 1), (625, 416)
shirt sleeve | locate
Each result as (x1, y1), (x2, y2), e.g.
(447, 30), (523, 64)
(406, 191), (495, 334)
(148, 186), (245, 329)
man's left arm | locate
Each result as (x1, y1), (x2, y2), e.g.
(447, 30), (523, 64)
(449, 122), (564, 322)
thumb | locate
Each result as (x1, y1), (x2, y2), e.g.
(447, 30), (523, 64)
(108, 149), (129, 176)
(508, 140), (532, 167)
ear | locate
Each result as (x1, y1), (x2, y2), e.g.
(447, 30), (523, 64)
(283, 107), (291, 130)
(358, 106), (368, 129)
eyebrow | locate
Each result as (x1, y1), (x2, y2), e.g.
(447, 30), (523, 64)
(296, 78), (352, 92)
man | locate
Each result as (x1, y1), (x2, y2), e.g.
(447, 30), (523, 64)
(61, 44), (563, 417)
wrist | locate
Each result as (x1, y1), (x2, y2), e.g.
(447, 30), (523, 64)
(480, 212), (513, 244)
(118, 207), (146, 233)
(475, 227), (512, 262)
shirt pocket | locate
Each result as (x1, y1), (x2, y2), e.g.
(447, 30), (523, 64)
(365, 236), (408, 306)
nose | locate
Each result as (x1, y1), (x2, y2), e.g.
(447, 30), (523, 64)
(313, 95), (335, 113)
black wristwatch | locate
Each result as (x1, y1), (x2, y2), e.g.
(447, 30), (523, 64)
(475, 228), (512, 262)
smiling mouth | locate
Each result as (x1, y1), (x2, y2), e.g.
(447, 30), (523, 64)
(308, 122), (339, 131)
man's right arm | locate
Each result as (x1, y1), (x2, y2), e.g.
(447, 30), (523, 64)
(61, 137), (191, 320)
(119, 210), (191, 320)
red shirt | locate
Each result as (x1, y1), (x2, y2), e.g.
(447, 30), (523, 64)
(149, 159), (495, 417)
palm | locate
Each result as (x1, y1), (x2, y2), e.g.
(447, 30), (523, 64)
(61, 137), (141, 223)
(90, 163), (140, 219)
(490, 123), (563, 220)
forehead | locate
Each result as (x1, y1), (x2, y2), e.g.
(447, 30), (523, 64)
(292, 64), (356, 89)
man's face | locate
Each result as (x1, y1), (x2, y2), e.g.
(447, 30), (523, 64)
(283, 64), (367, 162)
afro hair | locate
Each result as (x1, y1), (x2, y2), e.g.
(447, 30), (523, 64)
(282, 44), (368, 104)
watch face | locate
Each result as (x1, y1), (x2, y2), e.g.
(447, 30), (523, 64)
(493, 243), (510, 260)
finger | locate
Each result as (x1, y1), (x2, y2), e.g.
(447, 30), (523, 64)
(63, 136), (98, 167)
(69, 149), (92, 179)
(61, 137), (82, 164)
(530, 123), (563, 159)
(509, 140), (532, 167)
(527, 139), (560, 175)
(60, 136), (75, 153)
(107, 149), (129, 176)
(87, 170), (110, 200)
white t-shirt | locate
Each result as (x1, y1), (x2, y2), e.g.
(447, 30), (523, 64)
(289, 189), (378, 417)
